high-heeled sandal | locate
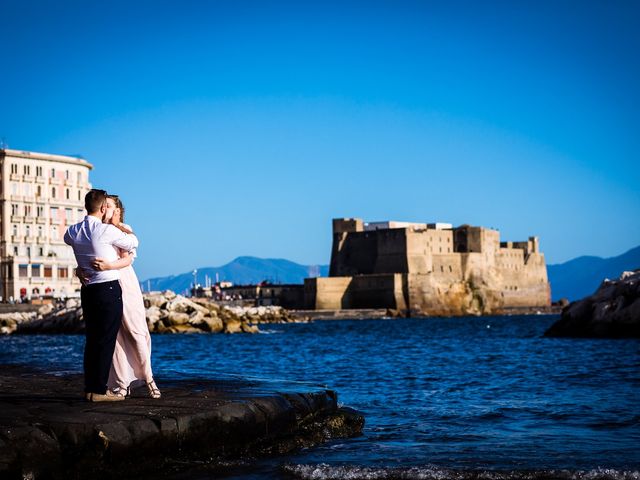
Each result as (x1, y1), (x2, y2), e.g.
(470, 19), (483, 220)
(146, 379), (161, 399)
(110, 386), (130, 398)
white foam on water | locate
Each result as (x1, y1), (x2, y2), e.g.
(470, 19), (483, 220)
(282, 464), (640, 480)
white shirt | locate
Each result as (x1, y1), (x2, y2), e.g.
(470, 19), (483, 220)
(64, 215), (139, 285)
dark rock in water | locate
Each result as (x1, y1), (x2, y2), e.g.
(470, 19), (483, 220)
(544, 270), (640, 338)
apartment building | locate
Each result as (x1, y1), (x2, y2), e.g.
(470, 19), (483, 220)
(0, 149), (93, 301)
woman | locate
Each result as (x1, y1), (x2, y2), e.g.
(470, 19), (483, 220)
(91, 195), (161, 399)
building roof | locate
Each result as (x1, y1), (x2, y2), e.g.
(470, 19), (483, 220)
(0, 148), (93, 170)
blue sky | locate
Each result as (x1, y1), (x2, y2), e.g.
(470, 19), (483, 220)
(2, 0), (639, 280)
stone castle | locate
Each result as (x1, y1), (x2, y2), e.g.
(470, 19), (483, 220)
(304, 218), (551, 315)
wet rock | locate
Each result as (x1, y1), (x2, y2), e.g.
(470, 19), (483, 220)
(545, 270), (640, 338)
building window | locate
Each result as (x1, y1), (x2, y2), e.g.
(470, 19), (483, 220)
(44, 266), (53, 278)
(52, 226), (58, 240)
(11, 183), (18, 195)
(36, 185), (42, 197)
(13, 246), (18, 256)
(58, 267), (68, 279)
(11, 164), (18, 174)
(24, 205), (32, 217)
(19, 265), (28, 277)
(25, 225), (31, 237)
(36, 166), (42, 176)
(66, 170), (70, 179)
(11, 204), (18, 215)
(65, 188), (70, 200)
(37, 206), (43, 217)
(26, 246), (31, 257)
(37, 225), (43, 237)
(51, 168), (56, 178)
(38, 247), (44, 256)
(65, 208), (73, 222)
(51, 187), (56, 198)
(50, 206), (58, 219)
(12, 225), (18, 236)
(77, 190), (81, 201)
(77, 172), (82, 183)
(32, 264), (42, 277)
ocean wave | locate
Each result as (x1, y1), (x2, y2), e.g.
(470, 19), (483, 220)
(282, 464), (640, 480)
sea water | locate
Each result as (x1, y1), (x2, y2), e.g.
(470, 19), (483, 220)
(1, 315), (638, 479)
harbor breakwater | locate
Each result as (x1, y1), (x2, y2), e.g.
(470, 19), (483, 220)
(0, 290), (302, 335)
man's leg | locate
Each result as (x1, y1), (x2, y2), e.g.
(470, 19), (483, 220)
(81, 286), (101, 394)
(82, 281), (123, 394)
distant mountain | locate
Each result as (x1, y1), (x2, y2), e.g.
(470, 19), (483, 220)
(141, 256), (329, 294)
(547, 246), (640, 301)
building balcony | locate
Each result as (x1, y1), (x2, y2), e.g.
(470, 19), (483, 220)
(11, 215), (23, 223)
(10, 195), (23, 202)
(37, 237), (48, 244)
(9, 174), (21, 181)
(35, 177), (46, 184)
(25, 236), (38, 243)
(64, 179), (74, 186)
(23, 175), (35, 182)
(36, 217), (47, 224)
(50, 218), (62, 225)
(11, 235), (22, 243)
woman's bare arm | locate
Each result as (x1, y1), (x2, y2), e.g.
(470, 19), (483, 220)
(92, 251), (134, 271)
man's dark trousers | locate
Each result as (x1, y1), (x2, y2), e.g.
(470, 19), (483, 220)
(80, 280), (122, 394)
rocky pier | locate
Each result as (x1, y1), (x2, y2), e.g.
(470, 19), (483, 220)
(0, 290), (303, 336)
(0, 365), (364, 479)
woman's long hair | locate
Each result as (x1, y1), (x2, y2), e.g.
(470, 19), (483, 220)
(108, 194), (125, 224)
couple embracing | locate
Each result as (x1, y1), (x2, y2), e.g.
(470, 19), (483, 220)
(64, 189), (160, 402)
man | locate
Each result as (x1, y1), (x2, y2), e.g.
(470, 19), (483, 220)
(64, 189), (139, 402)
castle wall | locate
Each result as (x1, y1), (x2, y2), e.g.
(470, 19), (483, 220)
(304, 277), (352, 309)
(323, 218), (552, 314)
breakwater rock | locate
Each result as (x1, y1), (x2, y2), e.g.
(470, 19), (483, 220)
(2, 291), (301, 335)
(144, 291), (259, 334)
(545, 270), (640, 338)
(0, 365), (364, 479)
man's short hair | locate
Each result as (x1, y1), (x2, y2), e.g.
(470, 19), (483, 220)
(85, 189), (107, 213)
